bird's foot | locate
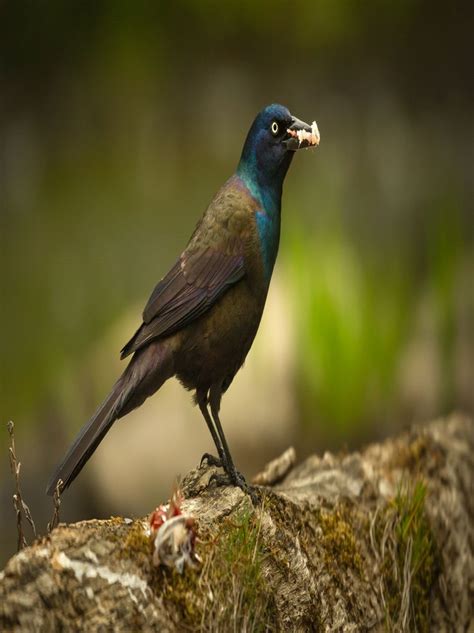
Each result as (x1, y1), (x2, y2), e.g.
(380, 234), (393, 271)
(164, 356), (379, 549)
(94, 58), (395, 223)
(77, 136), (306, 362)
(200, 453), (222, 468)
(209, 470), (260, 505)
(209, 469), (245, 488)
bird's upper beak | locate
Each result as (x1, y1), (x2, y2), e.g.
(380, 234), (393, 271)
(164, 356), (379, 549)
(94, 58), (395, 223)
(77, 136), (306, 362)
(283, 116), (320, 151)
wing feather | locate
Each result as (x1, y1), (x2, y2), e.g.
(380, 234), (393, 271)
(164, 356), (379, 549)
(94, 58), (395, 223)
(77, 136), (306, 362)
(120, 245), (245, 358)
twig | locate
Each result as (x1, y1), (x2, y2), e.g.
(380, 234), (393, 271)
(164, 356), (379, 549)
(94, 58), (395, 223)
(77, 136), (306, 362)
(47, 478), (63, 533)
(7, 420), (37, 550)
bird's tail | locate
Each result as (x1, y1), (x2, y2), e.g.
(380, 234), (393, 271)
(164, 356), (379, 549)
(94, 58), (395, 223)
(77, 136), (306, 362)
(46, 343), (173, 495)
(46, 375), (127, 495)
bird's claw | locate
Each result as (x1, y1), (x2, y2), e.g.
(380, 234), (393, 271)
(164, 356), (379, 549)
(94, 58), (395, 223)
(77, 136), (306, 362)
(209, 469), (244, 487)
(200, 453), (222, 468)
(209, 470), (260, 505)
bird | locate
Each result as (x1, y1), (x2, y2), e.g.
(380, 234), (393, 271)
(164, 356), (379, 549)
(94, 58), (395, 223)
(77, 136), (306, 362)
(47, 103), (320, 497)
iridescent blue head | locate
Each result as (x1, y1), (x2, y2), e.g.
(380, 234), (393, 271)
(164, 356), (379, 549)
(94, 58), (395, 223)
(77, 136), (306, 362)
(236, 104), (319, 281)
(237, 103), (318, 197)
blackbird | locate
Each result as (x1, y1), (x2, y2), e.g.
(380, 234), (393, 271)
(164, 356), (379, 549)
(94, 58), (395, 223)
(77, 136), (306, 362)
(47, 103), (319, 496)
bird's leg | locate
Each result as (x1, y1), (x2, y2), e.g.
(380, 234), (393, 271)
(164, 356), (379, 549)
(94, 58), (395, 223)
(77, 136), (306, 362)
(197, 391), (225, 469)
(208, 388), (247, 491)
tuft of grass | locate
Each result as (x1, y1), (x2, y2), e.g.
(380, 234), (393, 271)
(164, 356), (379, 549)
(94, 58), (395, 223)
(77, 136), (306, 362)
(371, 479), (440, 632)
(158, 505), (275, 632)
(199, 507), (274, 631)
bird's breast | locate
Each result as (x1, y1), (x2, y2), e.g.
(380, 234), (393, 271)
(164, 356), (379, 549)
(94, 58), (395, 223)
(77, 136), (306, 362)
(232, 174), (282, 283)
(172, 276), (265, 392)
(254, 208), (281, 282)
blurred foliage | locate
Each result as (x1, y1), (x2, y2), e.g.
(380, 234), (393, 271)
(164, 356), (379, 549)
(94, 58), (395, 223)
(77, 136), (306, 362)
(284, 222), (414, 437)
(1, 0), (473, 438)
(283, 188), (468, 440)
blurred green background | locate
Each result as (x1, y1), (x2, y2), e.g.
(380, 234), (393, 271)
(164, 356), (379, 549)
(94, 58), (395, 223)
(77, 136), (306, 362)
(1, 0), (473, 564)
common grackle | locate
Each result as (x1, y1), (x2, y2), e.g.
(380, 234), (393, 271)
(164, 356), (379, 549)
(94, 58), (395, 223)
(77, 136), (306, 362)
(47, 104), (319, 497)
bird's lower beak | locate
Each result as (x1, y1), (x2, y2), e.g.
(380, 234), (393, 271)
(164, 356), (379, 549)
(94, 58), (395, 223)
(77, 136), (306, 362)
(283, 117), (320, 151)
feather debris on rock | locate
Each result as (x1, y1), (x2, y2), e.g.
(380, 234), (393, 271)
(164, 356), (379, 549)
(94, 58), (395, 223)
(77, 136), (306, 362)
(149, 488), (200, 573)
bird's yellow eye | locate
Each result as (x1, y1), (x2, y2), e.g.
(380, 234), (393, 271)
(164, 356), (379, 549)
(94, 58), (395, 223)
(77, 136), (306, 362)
(271, 121), (279, 136)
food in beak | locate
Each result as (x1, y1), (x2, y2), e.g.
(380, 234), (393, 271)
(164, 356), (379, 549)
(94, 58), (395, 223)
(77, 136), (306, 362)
(287, 120), (320, 147)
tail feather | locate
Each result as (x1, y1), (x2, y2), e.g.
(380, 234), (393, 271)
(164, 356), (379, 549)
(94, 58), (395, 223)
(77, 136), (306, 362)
(46, 375), (129, 495)
(46, 341), (174, 496)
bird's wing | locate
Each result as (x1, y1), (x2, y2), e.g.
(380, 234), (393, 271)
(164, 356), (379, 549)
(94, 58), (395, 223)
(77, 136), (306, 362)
(120, 241), (245, 358)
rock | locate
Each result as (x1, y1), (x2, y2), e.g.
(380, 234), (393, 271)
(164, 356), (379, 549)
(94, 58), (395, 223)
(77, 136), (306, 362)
(1, 414), (472, 631)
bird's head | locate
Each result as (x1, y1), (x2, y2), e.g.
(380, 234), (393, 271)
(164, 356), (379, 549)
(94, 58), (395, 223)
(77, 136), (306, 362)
(237, 103), (319, 191)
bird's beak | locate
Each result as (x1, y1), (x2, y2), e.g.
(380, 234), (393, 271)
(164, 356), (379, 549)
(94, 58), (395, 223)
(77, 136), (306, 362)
(283, 116), (320, 151)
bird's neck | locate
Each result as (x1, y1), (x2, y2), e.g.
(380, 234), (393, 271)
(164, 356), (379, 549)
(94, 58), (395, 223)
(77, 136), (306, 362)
(237, 160), (288, 282)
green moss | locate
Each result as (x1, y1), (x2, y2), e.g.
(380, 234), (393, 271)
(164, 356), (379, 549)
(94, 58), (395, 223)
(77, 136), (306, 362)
(376, 479), (440, 632)
(125, 521), (150, 553)
(157, 566), (201, 625)
(118, 519), (151, 565)
(318, 507), (363, 576)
